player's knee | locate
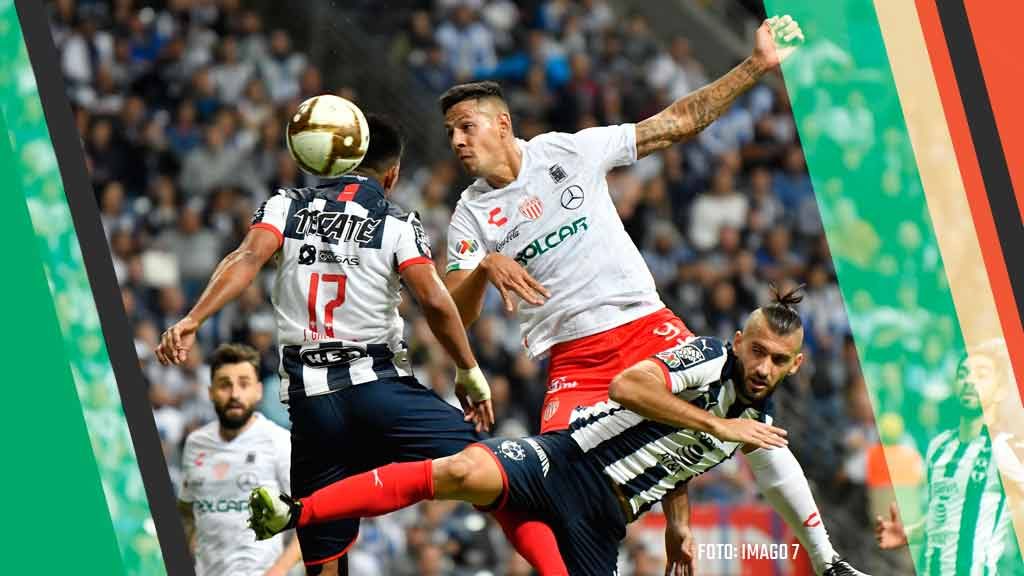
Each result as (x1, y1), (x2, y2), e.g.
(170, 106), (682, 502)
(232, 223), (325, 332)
(435, 451), (477, 492)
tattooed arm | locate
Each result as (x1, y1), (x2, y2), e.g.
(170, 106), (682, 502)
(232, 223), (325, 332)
(635, 15), (804, 159)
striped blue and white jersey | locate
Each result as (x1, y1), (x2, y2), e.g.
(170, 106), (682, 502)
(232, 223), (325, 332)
(568, 336), (771, 518)
(250, 175), (432, 402)
(921, 428), (1015, 576)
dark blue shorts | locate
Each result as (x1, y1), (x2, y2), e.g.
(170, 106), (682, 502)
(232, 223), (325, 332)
(478, 431), (628, 576)
(288, 376), (482, 566)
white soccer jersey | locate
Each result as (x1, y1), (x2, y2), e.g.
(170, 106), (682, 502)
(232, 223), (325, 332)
(179, 414), (291, 576)
(251, 175), (430, 401)
(921, 428), (1014, 575)
(446, 125), (664, 357)
(568, 336), (772, 518)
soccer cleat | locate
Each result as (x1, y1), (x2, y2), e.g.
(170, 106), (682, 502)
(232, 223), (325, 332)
(248, 486), (301, 541)
(822, 556), (870, 576)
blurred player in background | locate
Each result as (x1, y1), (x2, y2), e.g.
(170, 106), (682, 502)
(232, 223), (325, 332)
(178, 343), (301, 575)
(250, 287), (863, 576)
(158, 114), (513, 575)
(876, 343), (1024, 575)
(440, 15), (862, 576)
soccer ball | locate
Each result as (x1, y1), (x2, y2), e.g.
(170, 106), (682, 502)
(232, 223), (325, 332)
(286, 94), (370, 178)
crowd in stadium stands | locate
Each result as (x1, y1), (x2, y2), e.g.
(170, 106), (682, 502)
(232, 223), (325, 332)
(51, 0), (929, 572)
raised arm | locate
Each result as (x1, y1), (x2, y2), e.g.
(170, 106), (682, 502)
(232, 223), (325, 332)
(635, 16), (804, 159)
(155, 227), (279, 365)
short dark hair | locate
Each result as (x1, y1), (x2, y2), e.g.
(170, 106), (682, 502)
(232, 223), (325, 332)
(760, 283), (805, 336)
(359, 113), (405, 174)
(210, 343), (261, 381)
(439, 81), (506, 114)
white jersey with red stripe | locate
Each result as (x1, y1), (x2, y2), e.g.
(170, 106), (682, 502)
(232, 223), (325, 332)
(251, 175), (430, 402)
(446, 124), (664, 357)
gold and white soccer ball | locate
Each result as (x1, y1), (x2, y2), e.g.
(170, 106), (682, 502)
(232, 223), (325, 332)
(286, 94), (370, 178)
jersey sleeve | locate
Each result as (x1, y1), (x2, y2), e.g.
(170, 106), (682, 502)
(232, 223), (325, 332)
(178, 435), (198, 503)
(571, 124), (638, 172)
(249, 191), (290, 247)
(652, 336), (729, 394)
(394, 212), (434, 272)
(446, 203), (486, 274)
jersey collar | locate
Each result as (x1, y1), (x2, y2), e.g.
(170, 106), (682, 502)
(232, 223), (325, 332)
(339, 174), (386, 199)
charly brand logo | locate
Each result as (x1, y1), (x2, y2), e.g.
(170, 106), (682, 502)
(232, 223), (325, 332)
(560, 185), (584, 210)
(487, 207), (508, 227)
(514, 217), (588, 266)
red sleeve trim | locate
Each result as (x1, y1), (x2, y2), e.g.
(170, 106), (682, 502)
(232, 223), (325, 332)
(397, 256), (433, 272)
(470, 443), (511, 513)
(250, 222), (284, 247)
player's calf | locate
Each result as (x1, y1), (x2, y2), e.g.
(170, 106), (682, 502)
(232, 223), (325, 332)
(249, 448), (506, 541)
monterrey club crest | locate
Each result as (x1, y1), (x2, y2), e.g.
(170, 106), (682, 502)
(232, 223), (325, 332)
(499, 440), (526, 461)
(518, 196), (544, 220)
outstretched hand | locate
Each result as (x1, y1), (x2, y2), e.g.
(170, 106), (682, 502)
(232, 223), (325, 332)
(665, 524), (697, 576)
(455, 383), (496, 433)
(155, 316), (199, 366)
(481, 253), (549, 312)
(875, 501), (908, 549)
(711, 417), (788, 449)
(753, 15), (805, 69)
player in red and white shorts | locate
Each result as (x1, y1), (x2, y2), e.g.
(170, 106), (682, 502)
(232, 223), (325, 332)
(541, 309), (692, 432)
(440, 17), (867, 576)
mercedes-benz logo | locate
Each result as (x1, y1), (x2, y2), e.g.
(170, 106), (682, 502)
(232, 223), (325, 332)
(561, 186), (584, 210)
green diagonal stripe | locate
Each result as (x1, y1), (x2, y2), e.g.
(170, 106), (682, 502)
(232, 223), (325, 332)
(0, 3), (163, 573)
(763, 0), (1023, 574)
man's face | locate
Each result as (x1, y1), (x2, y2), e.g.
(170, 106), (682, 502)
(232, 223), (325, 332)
(209, 361), (262, 430)
(732, 318), (804, 401)
(957, 355), (997, 413)
(444, 99), (508, 179)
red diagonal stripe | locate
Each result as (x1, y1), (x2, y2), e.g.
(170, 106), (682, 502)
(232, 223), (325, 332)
(916, 0), (1024, 401)
(337, 183), (359, 202)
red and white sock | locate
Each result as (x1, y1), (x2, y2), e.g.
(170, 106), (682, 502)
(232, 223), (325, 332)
(746, 447), (836, 575)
